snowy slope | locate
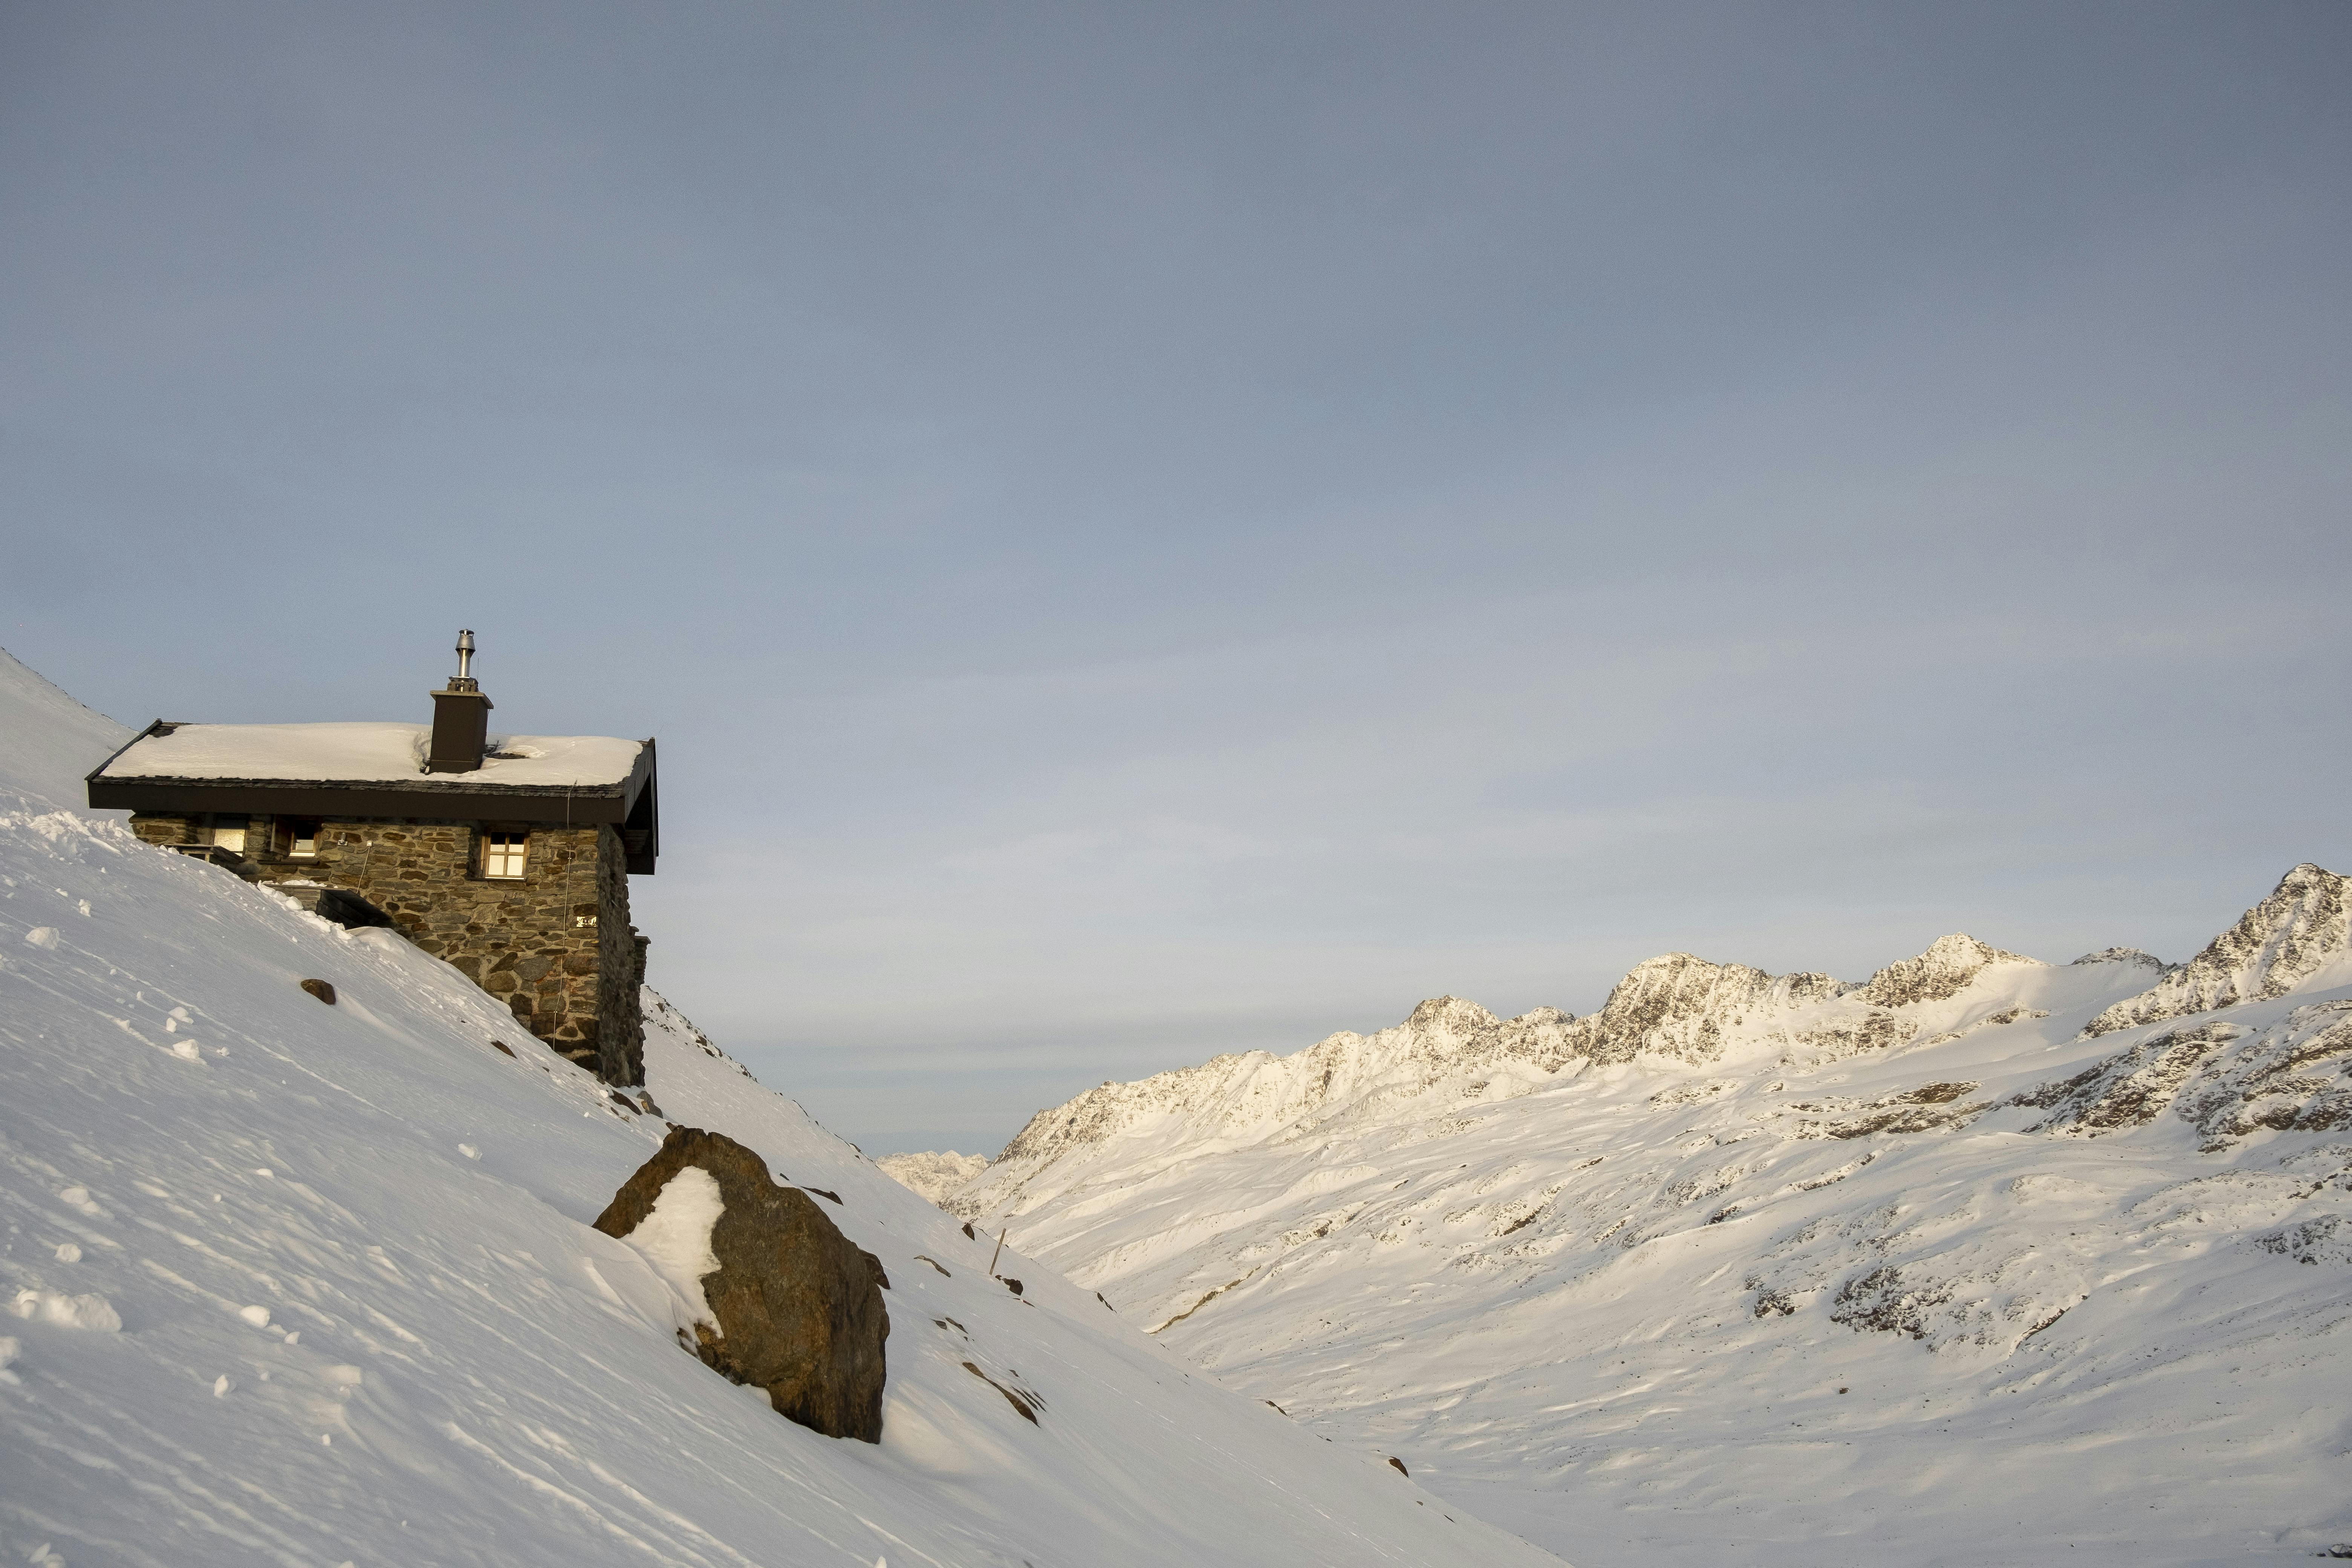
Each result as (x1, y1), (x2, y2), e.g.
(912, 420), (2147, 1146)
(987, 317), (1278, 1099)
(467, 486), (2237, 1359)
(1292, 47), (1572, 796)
(948, 896), (2352, 1567)
(0, 648), (130, 808)
(879, 1152), (992, 1207)
(0, 666), (1562, 1566)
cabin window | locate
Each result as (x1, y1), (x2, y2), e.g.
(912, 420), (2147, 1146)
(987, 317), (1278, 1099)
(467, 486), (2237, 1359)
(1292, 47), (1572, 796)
(210, 815), (248, 853)
(482, 830), (529, 879)
(287, 820), (320, 858)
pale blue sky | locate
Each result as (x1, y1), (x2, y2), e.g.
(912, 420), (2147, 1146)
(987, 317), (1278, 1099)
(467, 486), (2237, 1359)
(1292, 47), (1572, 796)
(4, 3), (2348, 1153)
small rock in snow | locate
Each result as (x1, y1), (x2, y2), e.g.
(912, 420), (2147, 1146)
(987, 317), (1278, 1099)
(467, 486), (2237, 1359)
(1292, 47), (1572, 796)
(238, 1304), (273, 1329)
(213, 1374), (233, 1398)
(23, 926), (58, 949)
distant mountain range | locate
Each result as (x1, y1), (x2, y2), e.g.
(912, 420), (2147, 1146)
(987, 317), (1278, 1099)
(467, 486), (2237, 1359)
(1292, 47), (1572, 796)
(888, 864), (2352, 1565)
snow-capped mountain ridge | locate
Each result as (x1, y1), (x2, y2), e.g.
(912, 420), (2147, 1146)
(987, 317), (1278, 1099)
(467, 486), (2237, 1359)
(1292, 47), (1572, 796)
(966, 930), (2061, 1214)
(2083, 862), (2352, 1036)
(926, 865), (2352, 1565)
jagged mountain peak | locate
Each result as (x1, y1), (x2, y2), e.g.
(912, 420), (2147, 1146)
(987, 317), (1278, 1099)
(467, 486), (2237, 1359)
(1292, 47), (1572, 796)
(2084, 863), (2352, 1037)
(2072, 946), (2168, 969)
(1855, 933), (2044, 1009)
(1402, 994), (1505, 1031)
(1572, 952), (1839, 1065)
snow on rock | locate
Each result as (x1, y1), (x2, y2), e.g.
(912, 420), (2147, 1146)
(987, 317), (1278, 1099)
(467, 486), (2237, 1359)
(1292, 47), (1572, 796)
(878, 1150), (992, 1207)
(608, 1163), (726, 1325)
(593, 1125), (891, 1443)
(2070, 946), (2168, 970)
(962, 898), (2352, 1566)
(0, 651), (1558, 1568)
(965, 936), (2066, 1221)
(1852, 932), (2043, 1008)
(2084, 863), (2352, 1035)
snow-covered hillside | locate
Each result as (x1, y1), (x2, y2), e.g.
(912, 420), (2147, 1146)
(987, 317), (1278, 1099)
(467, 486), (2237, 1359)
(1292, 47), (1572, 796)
(0, 654), (1560, 1568)
(0, 648), (130, 807)
(945, 889), (2352, 1566)
(879, 1151), (992, 1207)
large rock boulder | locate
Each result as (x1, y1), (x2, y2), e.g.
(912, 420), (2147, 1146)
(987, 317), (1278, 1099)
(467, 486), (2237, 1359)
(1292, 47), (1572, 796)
(594, 1126), (890, 1442)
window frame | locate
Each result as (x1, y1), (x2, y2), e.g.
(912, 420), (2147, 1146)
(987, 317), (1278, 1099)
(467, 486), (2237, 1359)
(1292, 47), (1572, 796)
(481, 828), (530, 880)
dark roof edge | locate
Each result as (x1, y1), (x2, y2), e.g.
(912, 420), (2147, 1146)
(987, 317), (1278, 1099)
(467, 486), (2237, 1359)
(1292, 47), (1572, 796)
(84, 719), (170, 787)
(91, 772), (631, 799)
(87, 738), (657, 829)
(84, 778), (632, 825)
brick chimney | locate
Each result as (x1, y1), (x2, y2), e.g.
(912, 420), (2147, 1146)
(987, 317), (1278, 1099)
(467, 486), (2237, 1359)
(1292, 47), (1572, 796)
(426, 628), (494, 773)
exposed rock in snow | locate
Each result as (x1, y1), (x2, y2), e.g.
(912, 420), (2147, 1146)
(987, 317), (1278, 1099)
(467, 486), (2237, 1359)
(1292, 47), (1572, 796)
(878, 1150), (992, 1206)
(2070, 946), (2168, 969)
(973, 936), (2061, 1215)
(1561, 952), (1840, 1064)
(595, 1125), (892, 1442)
(2026, 999), (2352, 1150)
(2084, 863), (2352, 1035)
(1853, 933), (2042, 1008)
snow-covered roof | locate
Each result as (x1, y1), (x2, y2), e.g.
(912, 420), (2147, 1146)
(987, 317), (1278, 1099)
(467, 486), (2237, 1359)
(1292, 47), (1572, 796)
(92, 721), (644, 790)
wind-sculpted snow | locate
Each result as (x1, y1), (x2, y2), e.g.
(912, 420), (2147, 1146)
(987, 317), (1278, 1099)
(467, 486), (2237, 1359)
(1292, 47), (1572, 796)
(2084, 863), (2352, 1035)
(946, 888), (2352, 1566)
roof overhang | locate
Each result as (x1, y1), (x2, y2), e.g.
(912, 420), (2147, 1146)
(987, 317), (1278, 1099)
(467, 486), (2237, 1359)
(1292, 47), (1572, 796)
(87, 723), (660, 872)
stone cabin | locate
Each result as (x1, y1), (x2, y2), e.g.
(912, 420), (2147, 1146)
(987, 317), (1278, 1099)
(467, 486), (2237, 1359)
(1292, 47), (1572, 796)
(86, 636), (659, 1084)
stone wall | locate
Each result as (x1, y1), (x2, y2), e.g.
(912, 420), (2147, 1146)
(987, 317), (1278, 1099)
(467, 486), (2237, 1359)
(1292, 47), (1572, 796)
(129, 811), (643, 1083)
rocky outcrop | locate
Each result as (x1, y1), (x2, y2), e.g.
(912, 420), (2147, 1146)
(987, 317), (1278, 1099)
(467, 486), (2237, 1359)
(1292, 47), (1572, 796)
(595, 1126), (890, 1442)
(2070, 947), (2167, 971)
(2020, 999), (2352, 1150)
(2084, 865), (2351, 1037)
(1562, 954), (1841, 1065)
(1854, 934), (2042, 1008)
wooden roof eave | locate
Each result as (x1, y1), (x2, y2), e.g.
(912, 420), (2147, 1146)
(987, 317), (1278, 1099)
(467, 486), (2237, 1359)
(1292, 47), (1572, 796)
(85, 728), (656, 830)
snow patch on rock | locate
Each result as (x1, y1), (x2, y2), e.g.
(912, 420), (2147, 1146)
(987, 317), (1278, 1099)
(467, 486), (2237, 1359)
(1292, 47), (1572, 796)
(2085, 864), (2352, 1035)
(613, 1165), (726, 1324)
